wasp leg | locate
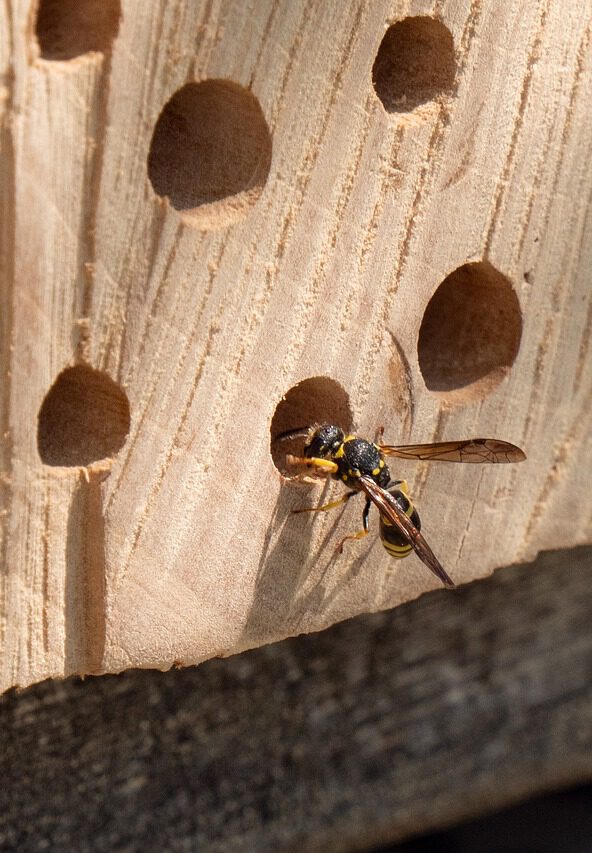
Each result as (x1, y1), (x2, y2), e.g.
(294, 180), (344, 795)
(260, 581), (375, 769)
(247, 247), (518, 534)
(390, 478), (409, 496)
(286, 454), (339, 475)
(293, 490), (357, 515)
(337, 498), (371, 554)
(374, 425), (385, 445)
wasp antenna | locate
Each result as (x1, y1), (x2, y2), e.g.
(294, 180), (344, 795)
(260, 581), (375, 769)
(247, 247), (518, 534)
(272, 425), (311, 444)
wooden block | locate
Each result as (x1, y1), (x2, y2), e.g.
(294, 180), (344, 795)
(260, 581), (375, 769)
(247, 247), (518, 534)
(1, 0), (591, 691)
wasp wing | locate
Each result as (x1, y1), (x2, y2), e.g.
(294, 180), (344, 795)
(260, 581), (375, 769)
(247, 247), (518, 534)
(358, 476), (455, 589)
(380, 438), (526, 464)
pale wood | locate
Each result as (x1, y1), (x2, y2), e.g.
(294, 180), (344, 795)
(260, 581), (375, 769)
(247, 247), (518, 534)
(1, 0), (592, 692)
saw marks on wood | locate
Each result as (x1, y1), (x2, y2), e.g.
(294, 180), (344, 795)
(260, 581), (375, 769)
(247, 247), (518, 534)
(1, 0), (592, 691)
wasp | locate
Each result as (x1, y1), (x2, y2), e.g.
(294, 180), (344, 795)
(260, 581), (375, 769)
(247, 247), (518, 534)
(279, 424), (526, 588)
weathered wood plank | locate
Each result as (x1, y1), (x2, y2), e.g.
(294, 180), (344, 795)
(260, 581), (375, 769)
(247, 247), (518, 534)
(0, 546), (591, 851)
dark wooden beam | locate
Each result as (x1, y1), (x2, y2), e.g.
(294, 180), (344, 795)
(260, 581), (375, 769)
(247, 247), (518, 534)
(2, 545), (591, 851)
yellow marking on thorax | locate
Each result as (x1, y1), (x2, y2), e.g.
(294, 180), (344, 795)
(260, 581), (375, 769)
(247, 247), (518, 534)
(371, 447), (386, 476)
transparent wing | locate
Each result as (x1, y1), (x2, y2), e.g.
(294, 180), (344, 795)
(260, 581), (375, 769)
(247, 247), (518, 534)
(358, 477), (455, 589)
(380, 438), (526, 464)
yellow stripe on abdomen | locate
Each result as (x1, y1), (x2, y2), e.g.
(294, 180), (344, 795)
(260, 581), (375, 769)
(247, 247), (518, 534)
(381, 540), (412, 559)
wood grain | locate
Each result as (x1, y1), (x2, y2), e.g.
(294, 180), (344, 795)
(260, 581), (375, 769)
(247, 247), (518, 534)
(1, 0), (592, 691)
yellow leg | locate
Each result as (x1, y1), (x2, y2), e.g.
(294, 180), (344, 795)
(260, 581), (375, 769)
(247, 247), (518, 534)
(337, 497), (371, 553)
(286, 454), (339, 475)
(337, 527), (369, 554)
(395, 478), (410, 497)
(293, 491), (356, 515)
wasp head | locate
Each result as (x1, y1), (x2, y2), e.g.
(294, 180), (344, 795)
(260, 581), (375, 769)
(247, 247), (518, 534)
(304, 424), (344, 458)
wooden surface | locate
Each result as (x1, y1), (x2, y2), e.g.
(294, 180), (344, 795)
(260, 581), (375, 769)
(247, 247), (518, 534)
(1, 545), (591, 851)
(1, 0), (592, 691)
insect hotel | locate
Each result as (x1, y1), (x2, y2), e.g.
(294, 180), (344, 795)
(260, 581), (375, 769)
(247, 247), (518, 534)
(1, 1), (591, 849)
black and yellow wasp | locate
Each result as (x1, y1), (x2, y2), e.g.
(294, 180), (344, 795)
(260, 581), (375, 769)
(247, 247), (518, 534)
(279, 424), (526, 588)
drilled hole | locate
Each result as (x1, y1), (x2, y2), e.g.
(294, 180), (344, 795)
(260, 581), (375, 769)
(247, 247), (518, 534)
(35, 0), (121, 61)
(372, 17), (456, 113)
(270, 377), (353, 475)
(38, 365), (131, 467)
(417, 262), (522, 403)
(148, 80), (272, 230)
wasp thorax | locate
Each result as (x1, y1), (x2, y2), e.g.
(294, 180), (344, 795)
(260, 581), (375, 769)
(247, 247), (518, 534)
(343, 438), (380, 471)
(338, 437), (391, 489)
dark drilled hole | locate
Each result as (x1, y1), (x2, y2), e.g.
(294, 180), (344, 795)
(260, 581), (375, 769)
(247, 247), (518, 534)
(38, 365), (131, 466)
(373, 16), (456, 113)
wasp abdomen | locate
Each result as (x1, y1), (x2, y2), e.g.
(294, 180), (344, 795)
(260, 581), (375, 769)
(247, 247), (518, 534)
(380, 486), (421, 559)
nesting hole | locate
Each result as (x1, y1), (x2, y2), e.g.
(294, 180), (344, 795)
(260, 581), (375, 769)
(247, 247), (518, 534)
(372, 17), (456, 112)
(35, 0), (121, 61)
(148, 80), (272, 230)
(270, 377), (353, 476)
(417, 261), (522, 403)
(38, 365), (131, 467)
